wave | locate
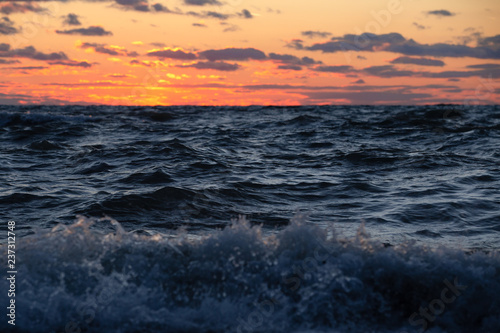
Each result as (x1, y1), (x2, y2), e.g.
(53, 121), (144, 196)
(1, 215), (499, 333)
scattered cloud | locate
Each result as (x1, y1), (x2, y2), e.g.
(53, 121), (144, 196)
(240, 9), (253, 19)
(151, 3), (176, 13)
(313, 65), (355, 73)
(186, 10), (229, 20)
(0, 45), (67, 61)
(222, 24), (240, 32)
(268, 53), (312, 64)
(297, 32), (500, 59)
(184, 0), (221, 6)
(63, 13), (81, 26)
(390, 56), (445, 67)
(0, 2), (46, 15)
(466, 63), (500, 69)
(269, 53), (322, 69)
(49, 60), (93, 68)
(113, 0), (178, 13)
(478, 35), (500, 48)
(0, 17), (18, 35)
(301, 31), (332, 39)
(285, 39), (304, 50)
(2, 66), (48, 71)
(413, 22), (427, 30)
(177, 61), (240, 71)
(130, 59), (155, 67)
(56, 26), (112, 36)
(79, 42), (139, 57)
(426, 10), (455, 17)
(200, 48), (266, 61)
(115, 0), (150, 12)
(352, 79), (365, 84)
(277, 65), (302, 71)
(150, 42), (166, 48)
(192, 23), (207, 27)
(0, 44), (92, 67)
(147, 48), (197, 60)
(0, 59), (20, 64)
(364, 65), (416, 78)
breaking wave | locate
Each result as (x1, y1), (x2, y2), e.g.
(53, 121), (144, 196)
(1, 215), (499, 333)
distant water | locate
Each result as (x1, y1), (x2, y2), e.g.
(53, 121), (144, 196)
(1, 105), (499, 332)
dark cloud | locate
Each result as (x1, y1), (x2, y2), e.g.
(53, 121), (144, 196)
(184, 0), (221, 6)
(0, 44), (90, 67)
(177, 61), (240, 71)
(49, 60), (93, 68)
(2, 66), (47, 70)
(299, 32), (500, 59)
(357, 55), (367, 60)
(424, 68), (500, 79)
(301, 31), (332, 39)
(79, 42), (138, 57)
(186, 10), (229, 20)
(114, 0), (176, 12)
(364, 65), (416, 78)
(147, 48), (197, 60)
(426, 10), (455, 17)
(151, 3), (176, 13)
(466, 64), (500, 69)
(115, 0), (149, 12)
(192, 23), (207, 27)
(268, 53), (322, 66)
(478, 35), (500, 48)
(413, 22), (427, 30)
(240, 9), (253, 19)
(56, 26), (112, 36)
(63, 13), (81, 26)
(200, 48), (266, 61)
(352, 79), (365, 84)
(204, 11), (228, 20)
(0, 2), (46, 15)
(0, 58), (20, 64)
(286, 39), (304, 50)
(313, 65), (355, 73)
(0, 45), (68, 61)
(0, 17), (18, 35)
(362, 64), (500, 79)
(390, 56), (445, 67)
(277, 65), (302, 71)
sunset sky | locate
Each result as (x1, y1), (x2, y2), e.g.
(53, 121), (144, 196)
(0, 0), (499, 105)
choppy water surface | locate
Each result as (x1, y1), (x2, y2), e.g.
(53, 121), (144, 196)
(0, 105), (499, 332)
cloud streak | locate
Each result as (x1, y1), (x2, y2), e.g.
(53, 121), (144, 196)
(390, 56), (445, 67)
(56, 26), (112, 36)
(79, 42), (138, 57)
(296, 32), (500, 59)
(426, 10), (455, 17)
(177, 61), (240, 71)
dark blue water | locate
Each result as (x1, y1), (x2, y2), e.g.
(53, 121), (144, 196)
(1, 105), (499, 332)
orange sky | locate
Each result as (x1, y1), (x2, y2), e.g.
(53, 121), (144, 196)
(0, 0), (499, 105)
